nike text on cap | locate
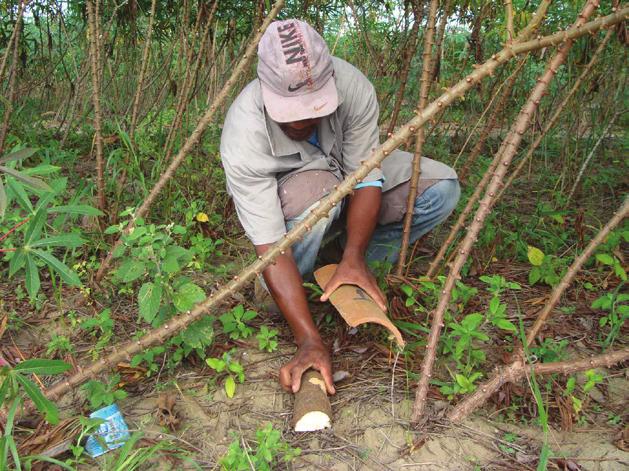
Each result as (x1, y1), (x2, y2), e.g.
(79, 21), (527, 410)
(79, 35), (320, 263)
(257, 19), (338, 123)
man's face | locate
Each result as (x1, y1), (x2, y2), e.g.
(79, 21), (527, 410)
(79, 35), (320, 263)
(278, 117), (322, 141)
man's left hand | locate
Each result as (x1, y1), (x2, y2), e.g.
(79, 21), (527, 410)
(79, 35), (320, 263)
(320, 256), (387, 311)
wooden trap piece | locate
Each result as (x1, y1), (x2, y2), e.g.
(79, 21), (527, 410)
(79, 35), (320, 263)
(292, 370), (333, 432)
(314, 264), (405, 348)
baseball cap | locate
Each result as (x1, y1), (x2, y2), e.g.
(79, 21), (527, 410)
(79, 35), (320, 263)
(257, 19), (338, 123)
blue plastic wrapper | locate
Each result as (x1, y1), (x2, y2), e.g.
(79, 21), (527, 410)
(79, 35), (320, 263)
(85, 404), (130, 458)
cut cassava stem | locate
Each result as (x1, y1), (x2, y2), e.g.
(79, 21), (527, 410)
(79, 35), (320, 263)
(86, 0), (106, 215)
(448, 346), (629, 423)
(292, 370), (332, 432)
(411, 0), (602, 425)
(94, 0), (286, 283)
(129, 0), (158, 141)
(395, 0), (439, 276)
(0, 0), (28, 156)
(21, 7), (627, 417)
(499, 29), (614, 200)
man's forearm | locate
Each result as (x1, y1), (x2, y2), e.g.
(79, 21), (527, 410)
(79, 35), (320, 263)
(344, 186), (382, 260)
(254, 245), (322, 346)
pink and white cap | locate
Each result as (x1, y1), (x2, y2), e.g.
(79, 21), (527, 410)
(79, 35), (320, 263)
(257, 19), (338, 123)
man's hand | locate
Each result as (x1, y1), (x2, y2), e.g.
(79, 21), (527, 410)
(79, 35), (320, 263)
(320, 256), (387, 312)
(279, 339), (335, 394)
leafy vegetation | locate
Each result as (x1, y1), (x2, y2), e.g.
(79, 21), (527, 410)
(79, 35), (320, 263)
(0, 0), (626, 469)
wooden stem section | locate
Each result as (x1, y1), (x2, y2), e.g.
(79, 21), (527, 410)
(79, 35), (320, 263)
(0, 0), (27, 155)
(20, 7), (626, 417)
(129, 0), (158, 140)
(411, 0), (602, 425)
(86, 0), (106, 214)
(395, 0), (439, 276)
(448, 347), (629, 423)
(292, 371), (332, 432)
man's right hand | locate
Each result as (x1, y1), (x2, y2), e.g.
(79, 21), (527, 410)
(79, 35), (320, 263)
(279, 338), (335, 395)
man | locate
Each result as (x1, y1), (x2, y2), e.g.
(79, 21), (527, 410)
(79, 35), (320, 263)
(220, 19), (459, 395)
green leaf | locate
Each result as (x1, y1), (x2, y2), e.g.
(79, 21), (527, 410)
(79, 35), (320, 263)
(489, 296), (501, 315)
(527, 245), (545, 266)
(7, 177), (33, 212)
(595, 253), (615, 266)
(0, 147), (37, 164)
(14, 359), (71, 375)
(225, 376), (236, 398)
(181, 315), (214, 349)
(0, 165), (52, 191)
(116, 260), (146, 283)
(138, 282), (162, 323)
(31, 249), (81, 286)
(461, 313), (483, 330)
(25, 255), (41, 300)
(29, 234), (86, 249)
(9, 249), (26, 276)
(495, 318), (517, 332)
(48, 205), (104, 217)
(565, 377), (576, 395)
(528, 267), (541, 285)
(206, 358), (225, 372)
(173, 282), (205, 312)
(15, 375), (59, 424)
(24, 208), (47, 245)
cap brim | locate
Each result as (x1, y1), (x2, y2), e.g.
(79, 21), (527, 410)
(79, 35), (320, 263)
(261, 77), (338, 123)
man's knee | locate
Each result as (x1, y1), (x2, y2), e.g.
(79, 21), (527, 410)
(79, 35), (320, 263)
(423, 179), (460, 221)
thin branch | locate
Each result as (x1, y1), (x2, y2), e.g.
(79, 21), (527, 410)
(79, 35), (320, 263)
(0, 0), (28, 86)
(448, 347), (629, 423)
(396, 0), (439, 276)
(129, 0), (158, 140)
(526, 196), (629, 346)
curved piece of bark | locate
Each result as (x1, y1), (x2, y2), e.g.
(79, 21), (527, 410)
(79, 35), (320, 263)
(15, 8), (626, 418)
(448, 347), (629, 423)
(396, 0), (439, 276)
(95, 0), (287, 282)
(293, 370), (332, 432)
(499, 29), (613, 200)
(314, 265), (405, 347)
(411, 0), (602, 425)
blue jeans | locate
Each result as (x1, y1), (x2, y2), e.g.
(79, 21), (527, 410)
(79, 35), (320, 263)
(286, 179), (461, 277)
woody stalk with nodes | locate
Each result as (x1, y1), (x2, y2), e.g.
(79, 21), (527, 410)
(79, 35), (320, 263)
(8, 2), (629, 420)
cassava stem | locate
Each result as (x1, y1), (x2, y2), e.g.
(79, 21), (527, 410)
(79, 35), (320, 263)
(396, 0), (439, 276)
(23, 6), (627, 417)
(448, 346), (629, 423)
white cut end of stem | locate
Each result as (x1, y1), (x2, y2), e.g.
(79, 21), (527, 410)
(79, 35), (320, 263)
(294, 411), (331, 432)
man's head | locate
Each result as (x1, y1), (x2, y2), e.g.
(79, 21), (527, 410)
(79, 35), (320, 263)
(257, 19), (338, 125)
